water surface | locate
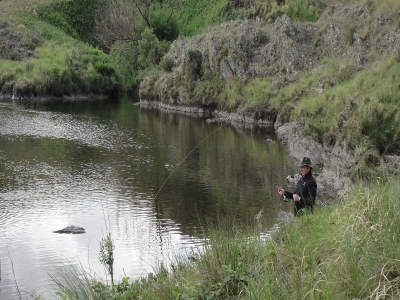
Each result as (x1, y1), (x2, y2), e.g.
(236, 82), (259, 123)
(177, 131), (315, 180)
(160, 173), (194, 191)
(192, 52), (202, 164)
(0, 98), (297, 299)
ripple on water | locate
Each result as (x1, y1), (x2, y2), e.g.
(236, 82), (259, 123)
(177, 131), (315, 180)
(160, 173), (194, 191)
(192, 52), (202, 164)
(0, 105), (149, 152)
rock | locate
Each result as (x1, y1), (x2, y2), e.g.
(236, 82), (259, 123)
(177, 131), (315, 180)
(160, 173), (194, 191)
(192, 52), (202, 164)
(53, 225), (86, 234)
(285, 173), (302, 188)
(275, 121), (352, 199)
(265, 138), (275, 144)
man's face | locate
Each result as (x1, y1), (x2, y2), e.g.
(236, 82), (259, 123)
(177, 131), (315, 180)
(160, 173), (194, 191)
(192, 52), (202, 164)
(300, 165), (310, 176)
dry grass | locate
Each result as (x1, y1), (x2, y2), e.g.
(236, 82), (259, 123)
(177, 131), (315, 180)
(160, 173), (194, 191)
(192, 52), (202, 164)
(0, 0), (63, 24)
(375, 0), (400, 14)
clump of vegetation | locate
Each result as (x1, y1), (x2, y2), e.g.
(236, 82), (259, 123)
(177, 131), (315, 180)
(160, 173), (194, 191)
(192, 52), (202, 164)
(239, 0), (326, 23)
(0, 39), (119, 97)
(99, 232), (115, 287)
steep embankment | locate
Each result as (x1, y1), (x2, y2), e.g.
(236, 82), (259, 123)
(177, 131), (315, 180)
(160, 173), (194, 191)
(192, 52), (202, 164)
(139, 4), (400, 198)
(0, 0), (119, 100)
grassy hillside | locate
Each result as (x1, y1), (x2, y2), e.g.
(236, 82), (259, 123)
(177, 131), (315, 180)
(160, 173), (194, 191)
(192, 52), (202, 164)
(0, 0), (119, 98)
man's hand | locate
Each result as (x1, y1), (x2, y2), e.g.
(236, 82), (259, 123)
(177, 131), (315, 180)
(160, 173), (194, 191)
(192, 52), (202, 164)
(278, 188), (285, 196)
(293, 194), (301, 202)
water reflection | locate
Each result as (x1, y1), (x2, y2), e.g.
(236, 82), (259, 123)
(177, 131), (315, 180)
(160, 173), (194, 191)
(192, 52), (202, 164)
(0, 98), (297, 299)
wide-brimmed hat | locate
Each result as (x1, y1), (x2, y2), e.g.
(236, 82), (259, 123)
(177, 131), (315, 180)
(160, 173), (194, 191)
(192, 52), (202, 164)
(298, 157), (313, 167)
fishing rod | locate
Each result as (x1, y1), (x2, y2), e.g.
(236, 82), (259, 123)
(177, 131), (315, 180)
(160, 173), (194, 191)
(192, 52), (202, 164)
(249, 127), (291, 191)
(152, 122), (292, 204)
(152, 122), (227, 202)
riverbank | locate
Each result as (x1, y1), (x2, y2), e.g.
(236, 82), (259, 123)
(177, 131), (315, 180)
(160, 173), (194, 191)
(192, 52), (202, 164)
(53, 176), (400, 299)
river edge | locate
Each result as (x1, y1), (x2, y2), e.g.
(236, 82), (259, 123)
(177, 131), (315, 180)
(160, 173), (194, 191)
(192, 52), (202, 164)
(0, 93), (112, 102)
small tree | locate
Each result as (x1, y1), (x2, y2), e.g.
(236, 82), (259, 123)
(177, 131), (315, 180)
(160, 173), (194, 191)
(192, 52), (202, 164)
(99, 232), (115, 286)
(93, 0), (142, 51)
(138, 27), (170, 68)
(93, 0), (180, 51)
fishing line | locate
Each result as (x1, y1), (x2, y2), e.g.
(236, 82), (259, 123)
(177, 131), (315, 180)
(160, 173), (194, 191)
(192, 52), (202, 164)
(249, 127), (295, 221)
(249, 127), (290, 189)
(152, 122), (227, 202)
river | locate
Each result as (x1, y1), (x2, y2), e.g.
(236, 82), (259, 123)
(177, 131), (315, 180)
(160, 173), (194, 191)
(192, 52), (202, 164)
(0, 97), (297, 299)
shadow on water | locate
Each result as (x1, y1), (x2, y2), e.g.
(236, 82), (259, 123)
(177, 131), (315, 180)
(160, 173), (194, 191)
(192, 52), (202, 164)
(0, 97), (298, 299)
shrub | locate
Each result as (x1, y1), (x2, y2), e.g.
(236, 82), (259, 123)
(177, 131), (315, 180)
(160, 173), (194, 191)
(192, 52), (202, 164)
(149, 8), (180, 42)
(94, 61), (115, 77)
(109, 41), (140, 92)
(138, 28), (170, 69)
(283, 0), (325, 22)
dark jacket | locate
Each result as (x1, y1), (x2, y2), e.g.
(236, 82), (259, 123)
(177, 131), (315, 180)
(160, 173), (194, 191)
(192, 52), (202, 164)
(284, 172), (317, 216)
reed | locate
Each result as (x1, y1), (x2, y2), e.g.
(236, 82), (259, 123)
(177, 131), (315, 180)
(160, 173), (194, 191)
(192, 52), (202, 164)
(49, 259), (114, 300)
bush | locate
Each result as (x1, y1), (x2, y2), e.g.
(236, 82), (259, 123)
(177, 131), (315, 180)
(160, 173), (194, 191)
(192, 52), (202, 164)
(109, 41), (140, 92)
(283, 0), (325, 22)
(178, 0), (234, 36)
(138, 28), (170, 69)
(94, 61), (115, 77)
(149, 8), (180, 42)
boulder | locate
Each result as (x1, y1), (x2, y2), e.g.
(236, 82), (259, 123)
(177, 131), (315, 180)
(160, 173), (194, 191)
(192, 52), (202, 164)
(53, 225), (86, 234)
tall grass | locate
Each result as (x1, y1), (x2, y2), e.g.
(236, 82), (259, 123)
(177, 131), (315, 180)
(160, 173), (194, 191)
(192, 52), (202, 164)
(177, 0), (233, 36)
(35, 0), (100, 45)
(333, 178), (400, 298)
(0, 40), (118, 97)
(49, 177), (400, 299)
(49, 259), (115, 300)
(242, 0), (327, 23)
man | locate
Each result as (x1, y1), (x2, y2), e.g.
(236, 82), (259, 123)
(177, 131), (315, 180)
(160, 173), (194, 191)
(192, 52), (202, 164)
(278, 157), (317, 217)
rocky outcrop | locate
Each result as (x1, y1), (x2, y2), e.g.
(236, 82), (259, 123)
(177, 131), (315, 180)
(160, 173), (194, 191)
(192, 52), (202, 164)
(140, 15), (321, 105)
(275, 120), (352, 199)
(140, 4), (400, 106)
(320, 5), (400, 64)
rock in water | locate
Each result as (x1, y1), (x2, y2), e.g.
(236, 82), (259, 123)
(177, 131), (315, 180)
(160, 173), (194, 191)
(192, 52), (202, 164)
(53, 225), (86, 234)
